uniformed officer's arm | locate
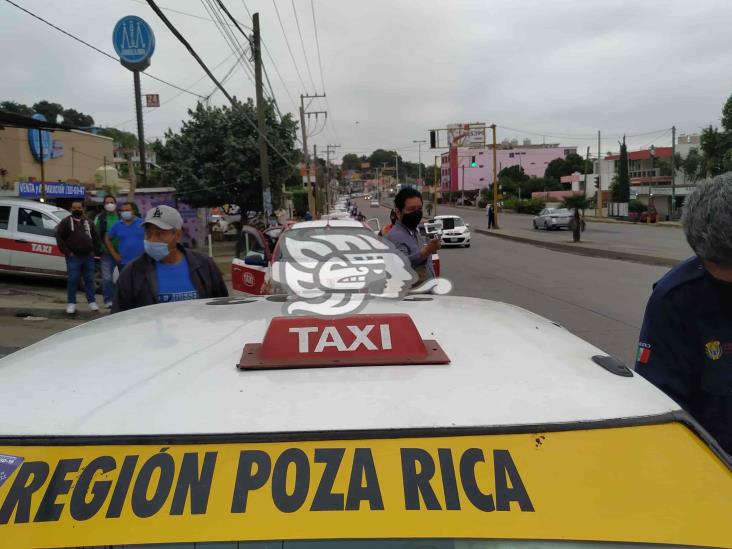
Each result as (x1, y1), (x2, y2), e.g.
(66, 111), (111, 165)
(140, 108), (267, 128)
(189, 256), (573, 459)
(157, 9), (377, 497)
(635, 291), (699, 411)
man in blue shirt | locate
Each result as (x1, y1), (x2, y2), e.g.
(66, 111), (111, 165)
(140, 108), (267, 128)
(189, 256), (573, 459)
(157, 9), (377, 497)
(105, 202), (144, 271)
(385, 187), (441, 287)
(636, 174), (732, 455)
(112, 205), (228, 312)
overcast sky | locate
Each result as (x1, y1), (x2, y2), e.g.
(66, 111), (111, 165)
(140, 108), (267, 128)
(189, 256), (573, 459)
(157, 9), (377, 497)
(2, 0), (731, 164)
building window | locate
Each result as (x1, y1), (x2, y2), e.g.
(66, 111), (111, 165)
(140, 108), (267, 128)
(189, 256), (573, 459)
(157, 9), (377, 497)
(564, 149), (571, 156)
(509, 153), (514, 158)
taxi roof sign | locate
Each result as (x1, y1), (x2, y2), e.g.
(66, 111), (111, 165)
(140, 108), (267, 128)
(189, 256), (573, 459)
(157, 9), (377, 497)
(238, 313), (450, 370)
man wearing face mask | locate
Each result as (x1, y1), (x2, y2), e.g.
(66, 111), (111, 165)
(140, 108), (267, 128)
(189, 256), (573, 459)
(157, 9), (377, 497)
(112, 205), (228, 313)
(385, 188), (441, 286)
(95, 195), (120, 308)
(55, 200), (102, 314)
(105, 202), (145, 272)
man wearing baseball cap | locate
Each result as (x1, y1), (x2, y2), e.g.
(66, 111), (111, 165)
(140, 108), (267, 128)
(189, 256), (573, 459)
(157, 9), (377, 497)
(112, 205), (228, 313)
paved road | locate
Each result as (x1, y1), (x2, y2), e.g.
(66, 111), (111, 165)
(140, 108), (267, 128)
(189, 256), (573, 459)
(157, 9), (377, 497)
(431, 204), (692, 262)
(357, 198), (670, 367)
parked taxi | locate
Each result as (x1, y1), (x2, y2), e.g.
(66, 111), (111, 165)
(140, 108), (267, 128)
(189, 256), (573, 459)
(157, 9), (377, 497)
(0, 198), (69, 277)
(0, 294), (729, 548)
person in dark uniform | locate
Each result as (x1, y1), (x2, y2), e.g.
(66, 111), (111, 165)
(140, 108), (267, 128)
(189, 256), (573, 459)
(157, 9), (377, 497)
(636, 174), (732, 454)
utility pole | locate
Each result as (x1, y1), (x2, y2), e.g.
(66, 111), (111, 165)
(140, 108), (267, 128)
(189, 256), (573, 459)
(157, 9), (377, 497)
(253, 13), (271, 217)
(300, 93), (326, 216)
(671, 125), (676, 219)
(126, 151), (137, 202)
(313, 144), (320, 216)
(597, 130), (602, 218)
(133, 70), (147, 187)
(413, 139), (426, 183)
(394, 154), (399, 187)
(583, 146), (590, 193)
(326, 144), (341, 209)
(491, 124), (499, 229)
(433, 155), (439, 216)
(39, 130), (46, 202)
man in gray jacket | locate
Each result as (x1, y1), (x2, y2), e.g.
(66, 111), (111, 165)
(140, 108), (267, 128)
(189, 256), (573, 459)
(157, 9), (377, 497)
(112, 205), (228, 313)
(385, 188), (441, 286)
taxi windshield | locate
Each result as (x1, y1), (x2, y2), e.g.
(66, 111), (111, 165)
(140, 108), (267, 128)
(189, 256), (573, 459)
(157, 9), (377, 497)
(276, 227), (375, 261)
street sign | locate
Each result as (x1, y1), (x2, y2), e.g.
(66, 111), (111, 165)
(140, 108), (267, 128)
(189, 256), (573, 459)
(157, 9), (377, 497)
(113, 16), (155, 71)
(145, 94), (160, 107)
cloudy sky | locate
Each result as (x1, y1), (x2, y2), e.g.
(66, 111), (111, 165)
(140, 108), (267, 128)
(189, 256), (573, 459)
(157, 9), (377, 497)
(2, 0), (731, 163)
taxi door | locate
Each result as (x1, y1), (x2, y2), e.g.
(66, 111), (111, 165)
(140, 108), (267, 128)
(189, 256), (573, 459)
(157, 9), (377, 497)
(0, 204), (12, 269)
(232, 225), (272, 295)
(10, 205), (66, 276)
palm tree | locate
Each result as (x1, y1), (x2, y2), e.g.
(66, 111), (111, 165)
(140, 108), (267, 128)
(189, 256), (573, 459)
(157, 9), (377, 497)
(561, 194), (592, 242)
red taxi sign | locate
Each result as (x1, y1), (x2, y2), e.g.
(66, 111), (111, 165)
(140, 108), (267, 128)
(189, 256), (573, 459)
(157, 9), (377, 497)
(238, 314), (449, 370)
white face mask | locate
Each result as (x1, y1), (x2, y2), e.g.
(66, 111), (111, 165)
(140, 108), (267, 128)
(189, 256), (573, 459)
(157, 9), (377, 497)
(104, 203), (116, 213)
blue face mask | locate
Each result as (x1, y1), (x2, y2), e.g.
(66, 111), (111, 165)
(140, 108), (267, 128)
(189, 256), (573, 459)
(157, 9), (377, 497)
(144, 240), (170, 261)
(120, 211), (134, 221)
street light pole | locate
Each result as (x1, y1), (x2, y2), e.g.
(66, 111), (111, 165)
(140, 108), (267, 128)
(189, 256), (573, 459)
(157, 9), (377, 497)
(413, 139), (426, 184)
(491, 124), (499, 229)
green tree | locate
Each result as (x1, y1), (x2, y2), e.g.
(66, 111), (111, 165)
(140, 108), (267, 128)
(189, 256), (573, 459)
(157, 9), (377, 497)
(616, 136), (630, 202)
(341, 153), (366, 171)
(700, 125), (727, 176)
(722, 92), (732, 134)
(561, 193), (591, 242)
(32, 100), (64, 123)
(61, 108), (94, 127)
(544, 153), (586, 180)
(498, 164), (529, 183)
(157, 99), (298, 214)
(98, 127), (138, 149)
(0, 100), (33, 116)
(682, 148), (701, 182)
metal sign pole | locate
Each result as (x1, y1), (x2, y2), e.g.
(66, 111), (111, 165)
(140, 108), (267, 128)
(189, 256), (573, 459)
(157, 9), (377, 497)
(132, 70), (146, 195)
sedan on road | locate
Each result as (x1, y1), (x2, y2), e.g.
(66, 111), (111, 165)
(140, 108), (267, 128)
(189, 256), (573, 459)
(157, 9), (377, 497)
(433, 214), (471, 247)
(533, 207), (572, 230)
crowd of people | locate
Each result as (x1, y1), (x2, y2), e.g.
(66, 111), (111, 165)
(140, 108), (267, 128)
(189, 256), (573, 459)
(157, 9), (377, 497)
(55, 199), (228, 315)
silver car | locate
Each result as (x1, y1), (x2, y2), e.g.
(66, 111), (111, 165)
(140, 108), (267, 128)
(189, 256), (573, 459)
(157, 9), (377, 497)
(533, 207), (572, 230)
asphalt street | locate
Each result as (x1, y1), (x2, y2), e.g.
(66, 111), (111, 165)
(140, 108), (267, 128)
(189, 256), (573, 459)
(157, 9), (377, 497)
(359, 198), (671, 367)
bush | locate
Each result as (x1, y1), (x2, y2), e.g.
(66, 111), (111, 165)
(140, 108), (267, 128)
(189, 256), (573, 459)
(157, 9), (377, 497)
(503, 198), (545, 214)
(290, 189), (309, 216)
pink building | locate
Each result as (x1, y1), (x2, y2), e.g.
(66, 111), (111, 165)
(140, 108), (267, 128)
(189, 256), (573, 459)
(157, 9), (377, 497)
(440, 145), (577, 192)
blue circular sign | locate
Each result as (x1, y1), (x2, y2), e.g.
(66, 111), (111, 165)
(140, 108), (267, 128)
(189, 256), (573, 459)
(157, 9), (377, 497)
(113, 15), (155, 65)
(28, 114), (52, 162)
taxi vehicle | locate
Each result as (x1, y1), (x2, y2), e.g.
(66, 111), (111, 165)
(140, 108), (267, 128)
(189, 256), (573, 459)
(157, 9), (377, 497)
(0, 294), (730, 548)
(0, 198), (69, 277)
(232, 220), (440, 295)
(433, 214), (471, 247)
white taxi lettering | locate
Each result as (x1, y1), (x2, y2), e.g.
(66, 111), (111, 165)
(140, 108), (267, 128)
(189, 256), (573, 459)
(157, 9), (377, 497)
(31, 243), (53, 254)
(288, 324), (392, 353)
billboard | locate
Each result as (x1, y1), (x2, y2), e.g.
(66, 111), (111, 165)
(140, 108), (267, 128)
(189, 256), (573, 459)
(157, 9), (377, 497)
(447, 123), (486, 148)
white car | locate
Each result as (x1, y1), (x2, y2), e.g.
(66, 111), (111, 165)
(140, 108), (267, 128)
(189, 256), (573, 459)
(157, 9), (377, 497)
(370, 200), (380, 208)
(534, 207), (572, 230)
(433, 214), (471, 247)
(0, 296), (728, 548)
(0, 198), (70, 277)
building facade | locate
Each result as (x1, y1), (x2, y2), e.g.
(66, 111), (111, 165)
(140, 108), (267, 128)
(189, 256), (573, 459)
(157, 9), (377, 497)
(0, 126), (114, 190)
(440, 144), (578, 193)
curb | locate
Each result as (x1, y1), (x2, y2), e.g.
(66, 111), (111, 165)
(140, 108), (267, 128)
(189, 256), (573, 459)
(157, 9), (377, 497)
(0, 307), (109, 320)
(474, 229), (680, 267)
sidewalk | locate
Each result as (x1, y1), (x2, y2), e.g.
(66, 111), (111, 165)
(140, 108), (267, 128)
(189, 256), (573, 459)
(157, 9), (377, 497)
(0, 243), (236, 320)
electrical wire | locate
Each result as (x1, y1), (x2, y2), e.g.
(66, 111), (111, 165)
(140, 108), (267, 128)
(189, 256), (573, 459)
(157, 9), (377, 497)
(291, 0), (318, 93)
(271, 0), (309, 93)
(201, 0), (256, 89)
(2, 0), (205, 99)
(310, 0), (339, 143)
(210, 0), (282, 118)
(129, 0), (252, 30)
(144, 0), (298, 170)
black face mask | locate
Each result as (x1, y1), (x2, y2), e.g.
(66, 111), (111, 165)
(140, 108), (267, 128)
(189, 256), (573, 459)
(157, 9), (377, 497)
(72, 210), (83, 219)
(401, 209), (422, 230)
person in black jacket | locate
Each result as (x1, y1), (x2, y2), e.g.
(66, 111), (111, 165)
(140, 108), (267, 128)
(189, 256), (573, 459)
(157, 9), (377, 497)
(636, 174), (732, 455)
(55, 200), (102, 315)
(112, 205), (228, 313)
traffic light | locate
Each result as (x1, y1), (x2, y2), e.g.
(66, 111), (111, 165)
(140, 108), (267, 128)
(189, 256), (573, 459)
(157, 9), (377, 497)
(471, 156), (477, 167)
(594, 176), (600, 189)
(429, 130), (436, 149)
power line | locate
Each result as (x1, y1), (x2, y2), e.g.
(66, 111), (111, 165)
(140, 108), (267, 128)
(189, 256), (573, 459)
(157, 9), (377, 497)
(201, 0), (256, 88)
(291, 0), (318, 93)
(271, 0), (308, 93)
(210, 0), (282, 118)
(310, 0), (339, 143)
(241, 0), (298, 116)
(3, 0), (205, 99)
(145, 0), (298, 170)
(129, 0), (252, 30)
